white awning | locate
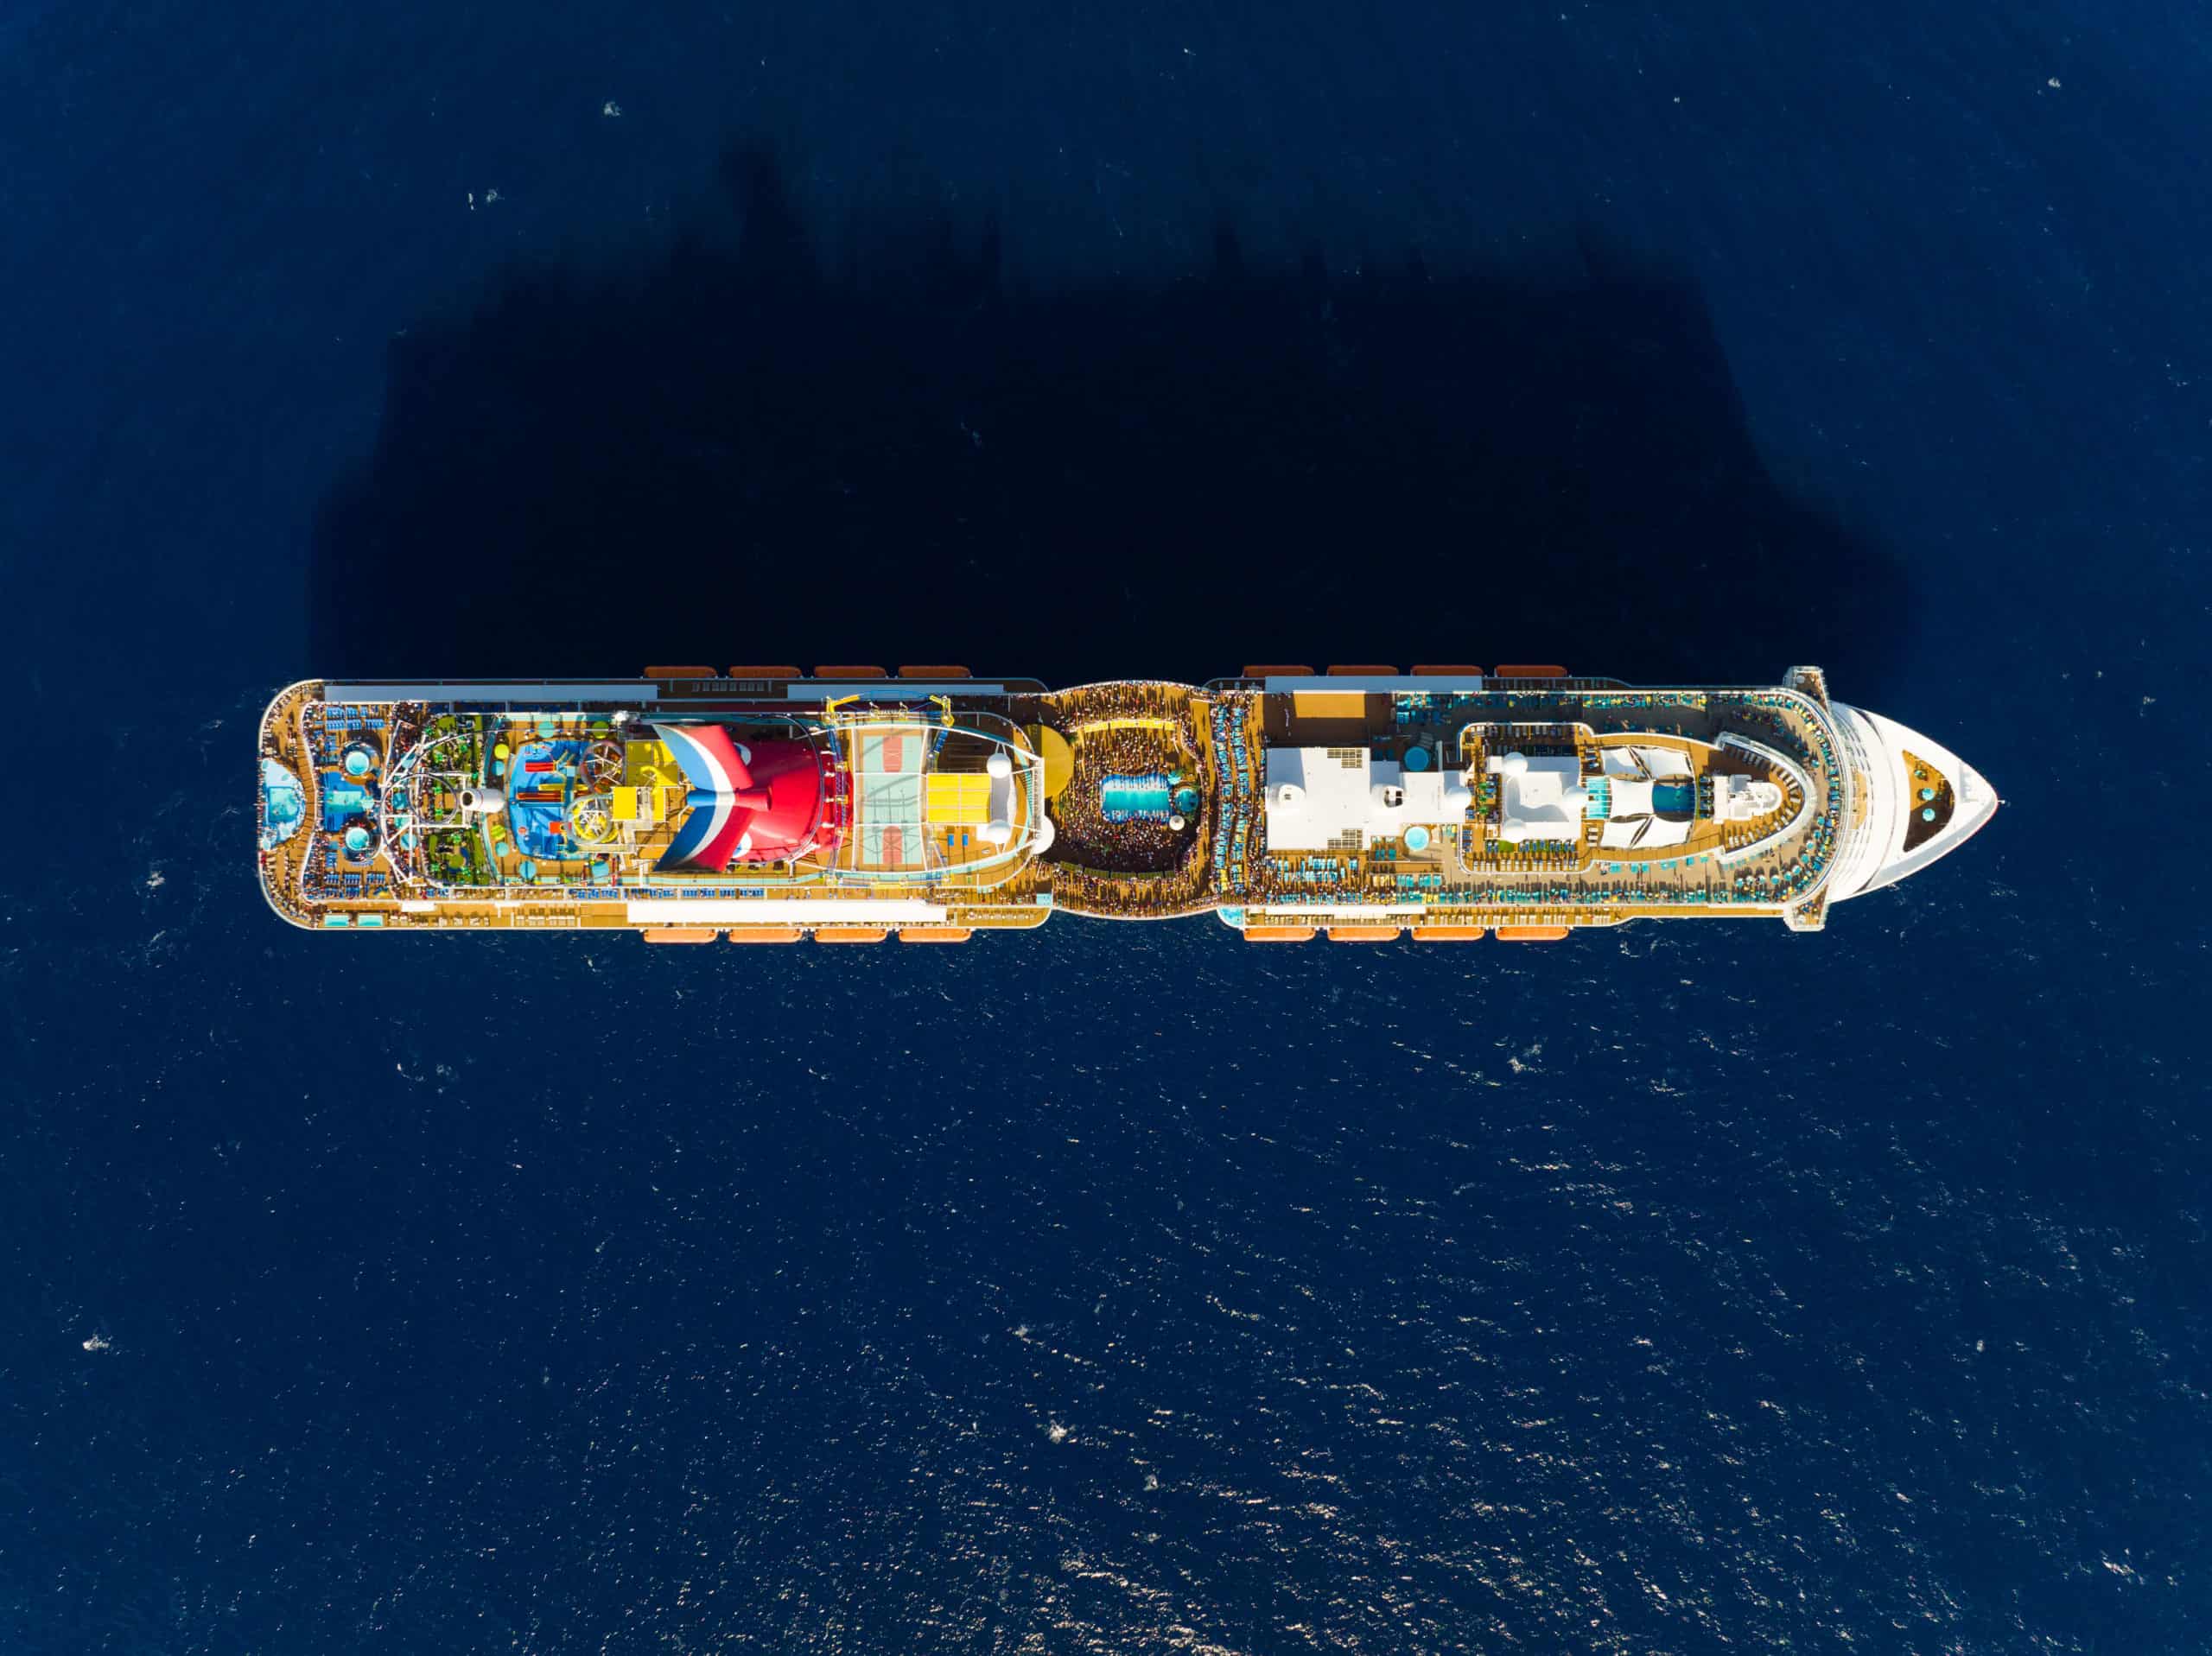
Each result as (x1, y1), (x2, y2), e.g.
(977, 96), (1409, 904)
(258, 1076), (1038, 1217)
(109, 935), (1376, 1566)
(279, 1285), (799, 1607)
(1490, 753), (1588, 843)
(1265, 748), (1474, 849)
(1602, 744), (1693, 779)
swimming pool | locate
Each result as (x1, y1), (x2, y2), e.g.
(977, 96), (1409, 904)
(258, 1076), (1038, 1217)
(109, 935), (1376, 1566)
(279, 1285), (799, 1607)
(320, 776), (372, 830)
(1654, 780), (1695, 815)
(259, 758), (305, 847)
(1102, 773), (1173, 822)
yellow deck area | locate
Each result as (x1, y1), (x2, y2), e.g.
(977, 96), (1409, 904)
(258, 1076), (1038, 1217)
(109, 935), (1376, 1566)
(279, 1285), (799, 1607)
(1290, 690), (1367, 720)
(1031, 725), (1075, 800)
(621, 740), (683, 790)
(925, 772), (993, 826)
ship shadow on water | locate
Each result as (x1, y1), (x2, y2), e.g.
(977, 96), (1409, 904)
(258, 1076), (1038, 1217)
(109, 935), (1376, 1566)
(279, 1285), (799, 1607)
(311, 148), (1906, 690)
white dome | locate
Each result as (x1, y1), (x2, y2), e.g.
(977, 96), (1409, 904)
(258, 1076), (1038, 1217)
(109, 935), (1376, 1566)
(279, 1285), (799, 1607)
(1443, 786), (1473, 812)
(1276, 782), (1305, 806)
(986, 752), (1014, 778)
(979, 819), (1014, 846)
(1033, 816), (1056, 853)
(1502, 752), (1529, 776)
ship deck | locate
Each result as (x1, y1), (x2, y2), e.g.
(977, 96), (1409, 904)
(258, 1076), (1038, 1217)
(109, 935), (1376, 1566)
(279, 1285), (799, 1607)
(257, 669), (1855, 940)
(1236, 683), (1841, 931)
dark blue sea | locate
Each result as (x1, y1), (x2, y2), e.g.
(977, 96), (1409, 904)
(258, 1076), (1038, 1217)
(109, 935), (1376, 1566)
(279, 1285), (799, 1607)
(3, 3), (2206, 1650)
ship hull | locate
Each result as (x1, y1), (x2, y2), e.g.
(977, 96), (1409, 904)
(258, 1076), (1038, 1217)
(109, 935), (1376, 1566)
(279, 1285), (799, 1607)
(257, 667), (1993, 941)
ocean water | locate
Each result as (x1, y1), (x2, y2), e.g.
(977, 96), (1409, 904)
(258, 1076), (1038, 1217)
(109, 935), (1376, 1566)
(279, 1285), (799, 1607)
(3, 3), (2207, 1651)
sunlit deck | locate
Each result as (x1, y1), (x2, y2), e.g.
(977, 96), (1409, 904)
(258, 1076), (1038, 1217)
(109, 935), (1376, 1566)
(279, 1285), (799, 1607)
(258, 663), (1985, 940)
(826, 718), (1039, 886)
(1235, 677), (1848, 930)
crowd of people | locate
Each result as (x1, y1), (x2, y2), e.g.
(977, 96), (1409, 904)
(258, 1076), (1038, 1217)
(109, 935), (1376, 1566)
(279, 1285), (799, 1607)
(1020, 681), (1844, 923)
(1051, 733), (1191, 871)
(1207, 695), (1260, 895)
(1036, 683), (1224, 911)
(1045, 681), (1186, 725)
(1043, 685), (1206, 878)
(1046, 861), (1217, 918)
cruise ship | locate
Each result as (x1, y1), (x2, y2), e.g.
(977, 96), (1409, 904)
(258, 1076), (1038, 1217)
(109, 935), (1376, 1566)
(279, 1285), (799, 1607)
(256, 665), (1996, 942)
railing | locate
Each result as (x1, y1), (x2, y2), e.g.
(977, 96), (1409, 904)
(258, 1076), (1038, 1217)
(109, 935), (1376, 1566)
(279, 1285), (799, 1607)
(1828, 705), (1880, 896)
(1712, 733), (1816, 866)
